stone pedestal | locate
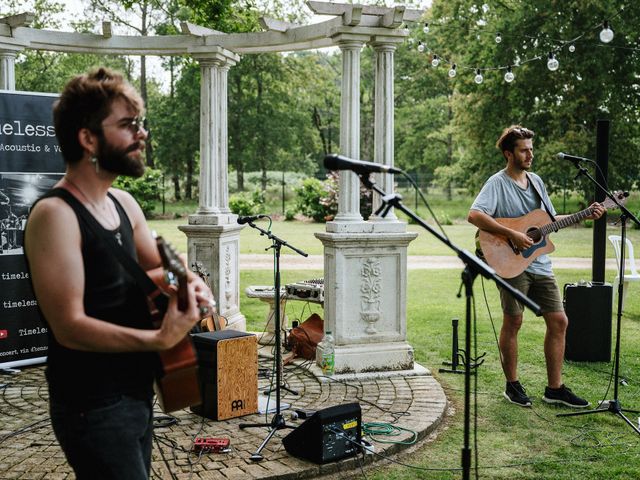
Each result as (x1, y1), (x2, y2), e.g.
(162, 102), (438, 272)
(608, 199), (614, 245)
(179, 223), (246, 330)
(316, 223), (417, 374)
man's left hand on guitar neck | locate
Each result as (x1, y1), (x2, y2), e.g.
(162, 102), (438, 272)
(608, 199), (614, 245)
(553, 202), (605, 223)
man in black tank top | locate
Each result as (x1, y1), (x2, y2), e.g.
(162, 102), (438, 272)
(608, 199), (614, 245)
(24, 68), (212, 479)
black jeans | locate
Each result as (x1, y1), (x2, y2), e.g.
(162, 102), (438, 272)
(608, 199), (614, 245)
(50, 394), (153, 480)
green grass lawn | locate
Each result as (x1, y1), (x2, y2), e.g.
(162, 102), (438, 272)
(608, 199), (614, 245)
(239, 268), (640, 479)
(148, 217), (640, 260)
(147, 212), (640, 478)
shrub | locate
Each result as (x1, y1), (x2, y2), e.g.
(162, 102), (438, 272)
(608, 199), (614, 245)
(229, 189), (266, 216)
(114, 168), (162, 217)
(295, 177), (337, 222)
(284, 208), (297, 221)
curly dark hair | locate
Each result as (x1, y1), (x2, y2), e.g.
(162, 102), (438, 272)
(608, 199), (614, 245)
(53, 67), (143, 164)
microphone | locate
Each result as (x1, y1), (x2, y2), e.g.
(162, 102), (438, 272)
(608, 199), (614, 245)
(557, 152), (593, 163)
(324, 154), (403, 175)
(237, 214), (268, 225)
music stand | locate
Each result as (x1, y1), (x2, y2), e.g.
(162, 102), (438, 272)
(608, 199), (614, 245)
(557, 160), (640, 435)
(238, 218), (308, 461)
(350, 166), (541, 480)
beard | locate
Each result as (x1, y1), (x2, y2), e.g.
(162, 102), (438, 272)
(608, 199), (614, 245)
(96, 137), (146, 178)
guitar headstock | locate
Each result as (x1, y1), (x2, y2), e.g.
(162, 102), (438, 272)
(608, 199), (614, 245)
(156, 236), (188, 311)
(601, 191), (629, 211)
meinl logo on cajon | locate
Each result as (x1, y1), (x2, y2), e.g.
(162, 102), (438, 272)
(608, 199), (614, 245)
(190, 330), (258, 421)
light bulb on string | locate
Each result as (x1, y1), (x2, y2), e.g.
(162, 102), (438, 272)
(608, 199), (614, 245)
(474, 69), (483, 84)
(431, 54), (440, 67)
(547, 52), (559, 71)
(504, 66), (515, 83)
(568, 44), (576, 53)
(423, 22), (429, 34)
(417, 41), (425, 53)
(495, 32), (502, 44)
(448, 64), (457, 78)
(599, 20), (614, 43)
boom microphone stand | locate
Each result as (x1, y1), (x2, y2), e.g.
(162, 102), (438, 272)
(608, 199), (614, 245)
(333, 158), (541, 480)
(238, 217), (308, 461)
(557, 159), (640, 435)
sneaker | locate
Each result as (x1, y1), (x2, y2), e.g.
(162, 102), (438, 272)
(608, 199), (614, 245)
(503, 381), (532, 407)
(542, 384), (590, 408)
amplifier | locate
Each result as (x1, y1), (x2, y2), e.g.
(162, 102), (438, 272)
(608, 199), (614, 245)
(282, 403), (361, 464)
(563, 283), (612, 362)
(190, 330), (258, 420)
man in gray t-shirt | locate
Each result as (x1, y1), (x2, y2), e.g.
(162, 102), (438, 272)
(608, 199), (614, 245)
(468, 125), (604, 409)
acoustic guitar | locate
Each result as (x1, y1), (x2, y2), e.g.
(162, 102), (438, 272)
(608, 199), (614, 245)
(476, 191), (627, 279)
(153, 236), (201, 413)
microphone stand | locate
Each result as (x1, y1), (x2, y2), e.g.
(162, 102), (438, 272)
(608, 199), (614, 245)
(556, 160), (640, 435)
(238, 219), (308, 461)
(357, 172), (541, 480)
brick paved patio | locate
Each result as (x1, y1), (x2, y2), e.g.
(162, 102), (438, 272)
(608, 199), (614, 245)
(0, 348), (447, 479)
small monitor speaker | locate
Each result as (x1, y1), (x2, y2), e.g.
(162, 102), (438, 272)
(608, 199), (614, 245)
(282, 402), (361, 464)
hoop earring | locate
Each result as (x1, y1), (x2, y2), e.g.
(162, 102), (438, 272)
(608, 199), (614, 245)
(91, 156), (99, 173)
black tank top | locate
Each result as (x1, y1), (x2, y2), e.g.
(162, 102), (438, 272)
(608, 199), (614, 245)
(27, 188), (156, 408)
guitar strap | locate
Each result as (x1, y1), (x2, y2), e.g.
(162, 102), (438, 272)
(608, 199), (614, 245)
(526, 173), (556, 222)
(54, 188), (169, 316)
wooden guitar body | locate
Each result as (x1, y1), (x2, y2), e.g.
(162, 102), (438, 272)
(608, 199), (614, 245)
(152, 237), (201, 413)
(478, 209), (555, 278)
(476, 191), (626, 279)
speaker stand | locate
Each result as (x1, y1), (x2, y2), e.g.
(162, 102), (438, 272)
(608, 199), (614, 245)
(238, 218), (307, 461)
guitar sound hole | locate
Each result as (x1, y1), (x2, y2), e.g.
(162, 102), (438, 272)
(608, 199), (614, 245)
(527, 227), (542, 243)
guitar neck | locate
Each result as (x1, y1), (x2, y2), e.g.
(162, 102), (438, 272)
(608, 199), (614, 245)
(539, 206), (594, 236)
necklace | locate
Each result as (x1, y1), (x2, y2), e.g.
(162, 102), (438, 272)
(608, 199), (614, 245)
(63, 175), (123, 246)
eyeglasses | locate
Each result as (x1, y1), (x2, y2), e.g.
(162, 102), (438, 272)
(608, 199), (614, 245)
(102, 116), (146, 135)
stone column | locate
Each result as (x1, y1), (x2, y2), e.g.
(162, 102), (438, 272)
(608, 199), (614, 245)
(180, 47), (246, 330)
(317, 33), (417, 375)
(0, 48), (18, 90)
(327, 35), (368, 229)
(370, 37), (404, 221)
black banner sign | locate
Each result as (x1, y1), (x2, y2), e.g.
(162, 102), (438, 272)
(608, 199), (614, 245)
(0, 91), (64, 368)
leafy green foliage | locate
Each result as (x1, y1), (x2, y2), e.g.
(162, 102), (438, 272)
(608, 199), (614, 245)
(422, 0), (640, 199)
(113, 168), (163, 217)
(229, 191), (264, 216)
(294, 177), (336, 222)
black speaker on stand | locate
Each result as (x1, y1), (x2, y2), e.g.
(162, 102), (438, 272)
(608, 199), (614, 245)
(282, 403), (362, 464)
(563, 282), (612, 362)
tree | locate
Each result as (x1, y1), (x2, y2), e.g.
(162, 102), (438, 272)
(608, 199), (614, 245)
(424, 0), (640, 199)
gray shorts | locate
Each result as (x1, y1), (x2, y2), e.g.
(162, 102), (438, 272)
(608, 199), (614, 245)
(498, 271), (564, 316)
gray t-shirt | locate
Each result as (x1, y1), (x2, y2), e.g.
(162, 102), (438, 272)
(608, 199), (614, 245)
(470, 169), (556, 275)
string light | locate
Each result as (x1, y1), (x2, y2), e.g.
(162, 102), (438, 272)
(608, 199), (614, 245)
(504, 66), (514, 83)
(412, 5), (629, 86)
(599, 20), (614, 43)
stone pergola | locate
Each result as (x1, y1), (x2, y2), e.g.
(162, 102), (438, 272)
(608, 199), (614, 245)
(0, 2), (425, 375)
